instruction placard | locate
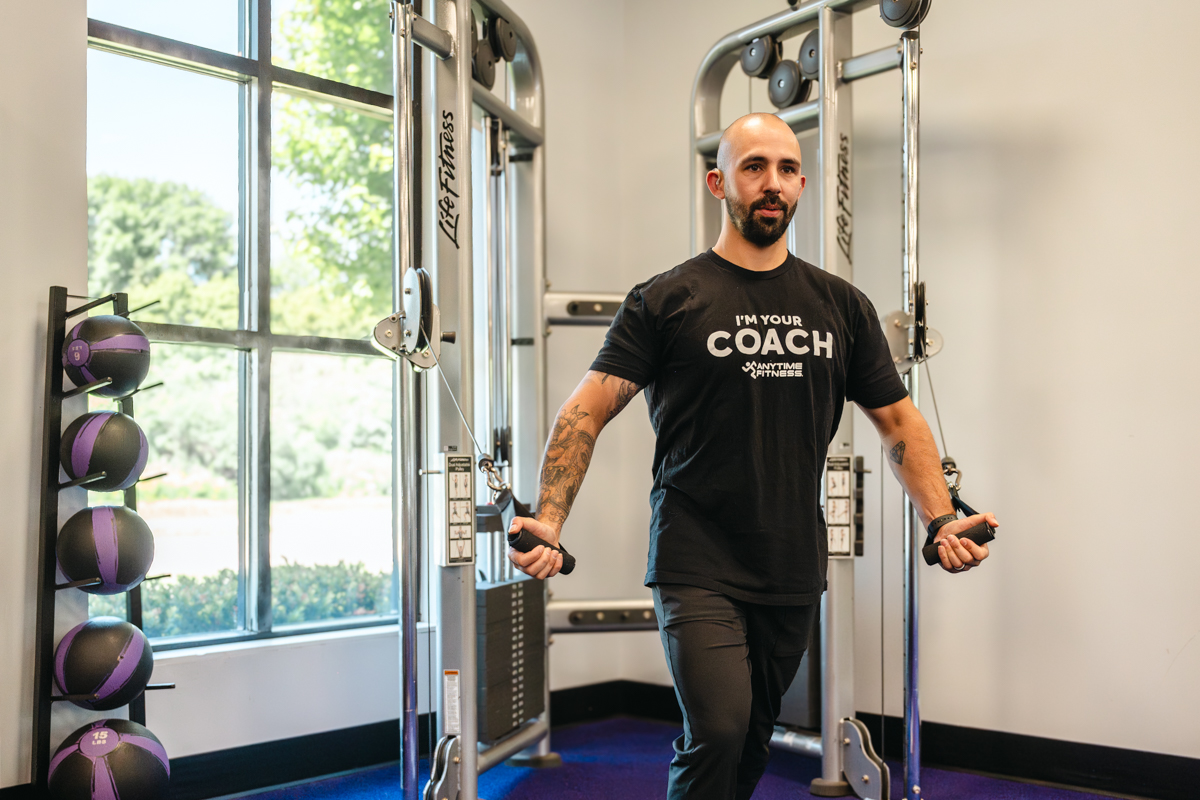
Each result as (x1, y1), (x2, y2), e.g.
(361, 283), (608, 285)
(825, 456), (852, 557)
(444, 454), (475, 565)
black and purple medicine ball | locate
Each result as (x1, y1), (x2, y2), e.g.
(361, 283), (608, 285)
(60, 412), (148, 492)
(49, 719), (169, 800)
(57, 506), (155, 595)
(54, 617), (154, 711)
(62, 315), (151, 398)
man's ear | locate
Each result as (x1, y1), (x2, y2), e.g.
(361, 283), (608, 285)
(706, 168), (726, 200)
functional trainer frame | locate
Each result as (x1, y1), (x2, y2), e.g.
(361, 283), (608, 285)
(382, 2), (551, 799)
(687, 2), (927, 799)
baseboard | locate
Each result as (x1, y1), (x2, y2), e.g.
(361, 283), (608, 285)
(20, 681), (1187, 800)
(551, 679), (681, 727)
(167, 714), (434, 800)
(855, 711), (1199, 800)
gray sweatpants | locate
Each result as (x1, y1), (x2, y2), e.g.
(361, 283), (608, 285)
(652, 583), (818, 800)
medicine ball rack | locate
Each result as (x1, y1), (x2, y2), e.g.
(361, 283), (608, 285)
(31, 286), (174, 794)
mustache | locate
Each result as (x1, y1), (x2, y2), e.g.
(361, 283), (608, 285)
(750, 195), (788, 213)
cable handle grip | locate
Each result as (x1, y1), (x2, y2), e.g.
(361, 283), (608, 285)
(493, 486), (577, 575)
(922, 520), (995, 566)
(506, 529), (577, 575)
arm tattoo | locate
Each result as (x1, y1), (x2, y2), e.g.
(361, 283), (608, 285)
(536, 404), (596, 528)
(606, 378), (643, 423)
(889, 441), (906, 466)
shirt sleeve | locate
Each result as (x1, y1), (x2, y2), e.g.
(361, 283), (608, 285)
(588, 285), (659, 387)
(845, 291), (910, 409)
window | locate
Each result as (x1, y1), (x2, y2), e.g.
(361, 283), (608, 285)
(86, 0), (399, 647)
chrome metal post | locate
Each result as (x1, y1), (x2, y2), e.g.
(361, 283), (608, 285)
(390, 3), (419, 799)
(901, 28), (922, 800)
(482, 115), (498, 462)
(812, 5), (857, 796)
(500, 123), (514, 492)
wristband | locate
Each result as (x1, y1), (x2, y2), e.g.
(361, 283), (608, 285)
(926, 514), (958, 539)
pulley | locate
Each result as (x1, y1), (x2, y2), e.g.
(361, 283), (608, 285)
(740, 35), (781, 78)
(879, 0), (932, 30)
(373, 267), (441, 370)
(767, 60), (812, 109)
(884, 281), (942, 374)
(798, 29), (820, 81)
(488, 15), (517, 61)
(473, 38), (497, 89)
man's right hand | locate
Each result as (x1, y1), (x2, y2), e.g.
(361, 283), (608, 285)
(507, 516), (565, 580)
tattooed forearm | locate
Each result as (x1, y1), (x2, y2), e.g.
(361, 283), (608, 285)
(536, 404), (597, 529)
(889, 441), (906, 465)
(606, 379), (643, 423)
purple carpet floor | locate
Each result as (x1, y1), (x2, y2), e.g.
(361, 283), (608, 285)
(244, 718), (1117, 800)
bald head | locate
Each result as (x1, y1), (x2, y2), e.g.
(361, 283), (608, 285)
(706, 112), (806, 250)
(715, 113), (802, 175)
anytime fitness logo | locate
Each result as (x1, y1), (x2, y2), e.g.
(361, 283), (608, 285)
(707, 313), (834, 378)
(741, 362), (804, 380)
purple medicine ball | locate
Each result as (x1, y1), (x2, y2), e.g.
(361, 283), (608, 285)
(54, 617), (154, 711)
(60, 412), (148, 492)
(62, 315), (151, 399)
(57, 506), (155, 595)
(49, 719), (169, 800)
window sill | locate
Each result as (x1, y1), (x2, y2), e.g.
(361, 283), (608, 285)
(153, 618), (435, 657)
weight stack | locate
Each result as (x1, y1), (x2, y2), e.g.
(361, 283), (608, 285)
(476, 578), (546, 743)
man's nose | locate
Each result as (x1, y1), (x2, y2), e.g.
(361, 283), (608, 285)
(762, 166), (784, 194)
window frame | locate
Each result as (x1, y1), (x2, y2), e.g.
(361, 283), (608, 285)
(86, 2), (403, 651)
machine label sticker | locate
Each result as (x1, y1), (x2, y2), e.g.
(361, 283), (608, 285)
(437, 111), (461, 248)
(443, 670), (461, 735)
(444, 455), (475, 565)
(825, 457), (852, 557)
(837, 133), (852, 263)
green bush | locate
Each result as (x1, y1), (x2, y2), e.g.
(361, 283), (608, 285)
(88, 562), (393, 638)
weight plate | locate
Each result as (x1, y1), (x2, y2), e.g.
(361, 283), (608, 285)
(798, 29), (820, 80)
(473, 39), (496, 89)
(768, 61), (812, 109)
(489, 16), (518, 62)
(740, 35), (779, 78)
(880, 0), (921, 28)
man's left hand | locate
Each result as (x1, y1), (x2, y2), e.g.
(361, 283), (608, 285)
(933, 512), (998, 574)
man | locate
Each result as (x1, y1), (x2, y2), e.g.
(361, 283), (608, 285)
(508, 113), (998, 800)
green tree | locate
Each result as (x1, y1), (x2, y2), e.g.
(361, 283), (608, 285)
(272, 0), (395, 339)
(88, 175), (239, 329)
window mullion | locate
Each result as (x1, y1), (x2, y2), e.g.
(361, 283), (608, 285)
(249, 0), (274, 634)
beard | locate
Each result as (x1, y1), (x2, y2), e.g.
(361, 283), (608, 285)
(725, 191), (797, 248)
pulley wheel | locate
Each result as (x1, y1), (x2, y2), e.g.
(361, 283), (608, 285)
(767, 61), (811, 109)
(916, 0), (934, 27)
(798, 29), (820, 81)
(880, 0), (930, 28)
(489, 16), (517, 62)
(473, 39), (496, 89)
(471, 10), (479, 56)
(740, 35), (780, 78)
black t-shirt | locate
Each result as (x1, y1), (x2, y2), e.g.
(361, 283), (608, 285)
(589, 250), (908, 605)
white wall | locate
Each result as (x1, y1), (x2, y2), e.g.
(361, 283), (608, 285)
(7, 0), (1198, 783)
(0, 0), (90, 788)
(522, 0), (1200, 764)
(846, 1), (1200, 759)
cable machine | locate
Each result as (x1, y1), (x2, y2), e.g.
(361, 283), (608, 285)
(372, 2), (552, 799)
(689, 2), (931, 799)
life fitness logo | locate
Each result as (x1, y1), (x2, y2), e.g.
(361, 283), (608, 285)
(707, 314), (833, 379)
